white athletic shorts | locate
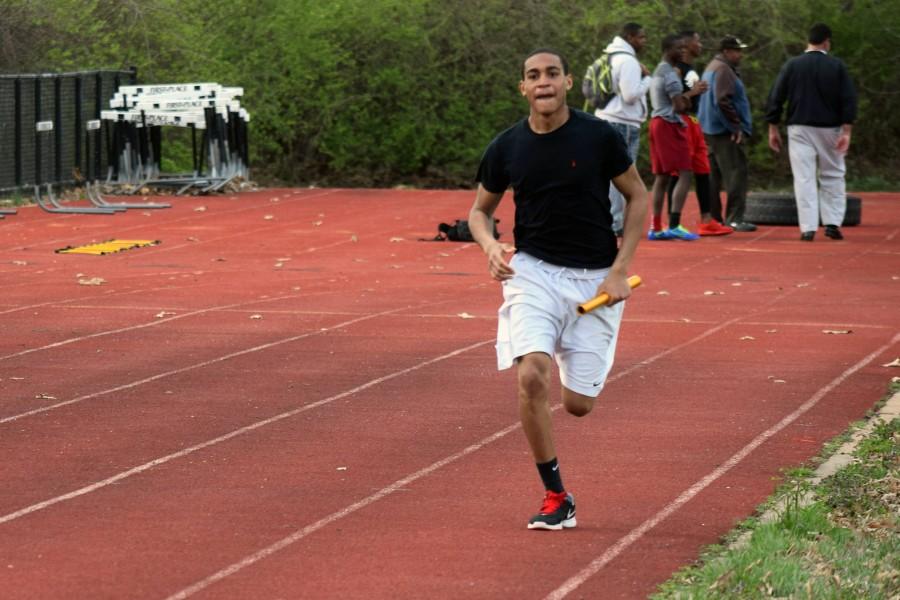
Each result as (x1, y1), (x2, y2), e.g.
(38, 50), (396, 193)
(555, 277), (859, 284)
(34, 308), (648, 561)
(496, 252), (624, 397)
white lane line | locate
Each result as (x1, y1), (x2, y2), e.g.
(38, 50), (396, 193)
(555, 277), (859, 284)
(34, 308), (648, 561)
(165, 417), (520, 600)
(159, 315), (757, 598)
(0, 189), (339, 253)
(1, 311), (731, 523)
(0, 290), (336, 362)
(0, 306), (407, 424)
(0, 339), (493, 527)
(0, 279), (201, 316)
(544, 330), (900, 600)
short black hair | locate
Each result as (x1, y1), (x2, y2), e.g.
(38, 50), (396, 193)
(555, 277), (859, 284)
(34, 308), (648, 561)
(662, 33), (682, 53)
(523, 48), (569, 76)
(808, 23), (832, 45)
(678, 30), (698, 39)
(621, 23), (644, 39)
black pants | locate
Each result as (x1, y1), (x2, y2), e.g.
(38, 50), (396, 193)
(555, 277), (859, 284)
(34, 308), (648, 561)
(705, 133), (748, 224)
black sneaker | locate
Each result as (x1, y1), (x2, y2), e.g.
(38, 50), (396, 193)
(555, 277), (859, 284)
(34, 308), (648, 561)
(527, 490), (576, 530)
(800, 231), (815, 241)
(824, 225), (844, 240)
(729, 221), (758, 232)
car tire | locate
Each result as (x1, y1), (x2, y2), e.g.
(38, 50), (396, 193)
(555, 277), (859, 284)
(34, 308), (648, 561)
(744, 193), (861, 226)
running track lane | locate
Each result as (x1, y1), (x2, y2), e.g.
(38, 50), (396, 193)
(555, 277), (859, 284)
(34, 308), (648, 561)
(0, 191), (896, 597)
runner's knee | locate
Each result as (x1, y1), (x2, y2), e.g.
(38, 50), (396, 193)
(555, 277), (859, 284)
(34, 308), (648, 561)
(517, 353), (551, 405)
(562, 388), (594, 417)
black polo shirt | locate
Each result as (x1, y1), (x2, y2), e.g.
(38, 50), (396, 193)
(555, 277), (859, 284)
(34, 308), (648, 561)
(476, 109), (632, 269)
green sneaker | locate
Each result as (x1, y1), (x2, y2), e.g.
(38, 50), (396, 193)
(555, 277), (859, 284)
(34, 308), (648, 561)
(666, 225), (699, 241)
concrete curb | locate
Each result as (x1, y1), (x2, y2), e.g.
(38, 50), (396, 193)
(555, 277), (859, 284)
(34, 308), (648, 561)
(730, 388), (900, 549)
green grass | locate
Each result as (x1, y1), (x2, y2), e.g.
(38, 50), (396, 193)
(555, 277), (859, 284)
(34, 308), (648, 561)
(846, 175), (900, 192)
(653, 382), (900, 600)
(0, 189), (31, 207)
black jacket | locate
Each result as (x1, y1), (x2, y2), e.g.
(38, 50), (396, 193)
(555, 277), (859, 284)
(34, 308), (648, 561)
(765, 50), (857, 127)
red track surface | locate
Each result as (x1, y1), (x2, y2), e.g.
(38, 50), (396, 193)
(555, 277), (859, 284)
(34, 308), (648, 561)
(1, 189), (898, 599)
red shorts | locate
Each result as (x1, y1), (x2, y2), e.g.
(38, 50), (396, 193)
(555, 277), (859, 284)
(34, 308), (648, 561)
(649, 117), (691, 175)
(683, 115), (710, 174)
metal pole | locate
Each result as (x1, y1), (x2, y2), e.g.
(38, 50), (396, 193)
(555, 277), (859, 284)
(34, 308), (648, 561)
(74, 76), (83, 173)
(54, 76), (62, 184)
(34, 78), (42, 186)
(13, 78), (22, 187)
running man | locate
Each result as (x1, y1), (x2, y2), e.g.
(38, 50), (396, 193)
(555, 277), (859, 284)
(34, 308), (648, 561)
(467, 49), (647, 530)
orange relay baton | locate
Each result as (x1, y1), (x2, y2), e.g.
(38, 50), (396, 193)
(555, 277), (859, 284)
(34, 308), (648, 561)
(576, 275), (642, 315)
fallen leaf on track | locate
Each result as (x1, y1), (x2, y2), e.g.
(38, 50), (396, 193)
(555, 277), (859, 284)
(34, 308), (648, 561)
(250, 314), (263, 320)
(740, 336), (756, 341)
(155, 311), (176, 318)
(77, 277), (105, 286)
(457, 312), (476, 319)
(822, 329), (852, 335)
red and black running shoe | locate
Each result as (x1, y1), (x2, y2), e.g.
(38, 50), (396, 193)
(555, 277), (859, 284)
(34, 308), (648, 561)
(527, 490), (576, 530)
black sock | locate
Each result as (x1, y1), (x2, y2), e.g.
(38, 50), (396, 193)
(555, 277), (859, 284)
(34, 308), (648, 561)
(670, 211), (682, 229)
(536, 458), (564, 493)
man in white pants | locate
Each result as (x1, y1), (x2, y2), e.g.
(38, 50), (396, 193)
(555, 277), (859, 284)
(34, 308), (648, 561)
(765, 23), (857, 241)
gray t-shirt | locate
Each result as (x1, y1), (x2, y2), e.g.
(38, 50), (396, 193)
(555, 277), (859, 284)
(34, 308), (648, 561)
(650, 61), (685, 125)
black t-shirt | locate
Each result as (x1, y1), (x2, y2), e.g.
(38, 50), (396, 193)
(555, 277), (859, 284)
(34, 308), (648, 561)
(476, 108), (632, 269)
(676, 60), (700, 115)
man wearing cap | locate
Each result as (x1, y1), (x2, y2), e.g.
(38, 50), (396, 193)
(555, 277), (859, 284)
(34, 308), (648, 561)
(765, 23), (857, 242)
(698, 36), (756, 232)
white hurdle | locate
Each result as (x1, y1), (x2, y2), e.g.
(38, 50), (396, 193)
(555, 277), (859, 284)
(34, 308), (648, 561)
(101, 83), (250, 194)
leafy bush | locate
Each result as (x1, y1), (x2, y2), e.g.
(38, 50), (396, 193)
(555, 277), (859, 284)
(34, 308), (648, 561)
(1, 0), (897, 188)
